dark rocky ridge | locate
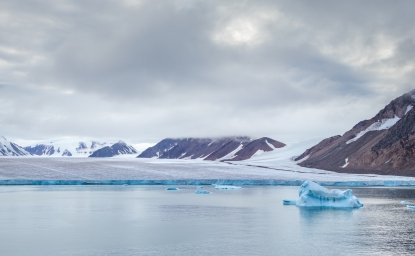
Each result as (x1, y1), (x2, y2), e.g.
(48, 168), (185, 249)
(138, 136), (285, 161)
(297, 89), (415, 176)
(89, 141), (137, 157)
(230, 137), (286, 161)
(25, 144), (57, 156)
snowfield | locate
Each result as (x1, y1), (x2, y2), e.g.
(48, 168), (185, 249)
(0, 139), (415, 186)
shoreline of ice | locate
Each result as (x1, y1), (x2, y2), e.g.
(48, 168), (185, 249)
(0, 179), (415, 187)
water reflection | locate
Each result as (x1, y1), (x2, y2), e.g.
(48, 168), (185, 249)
(299, 207), (354, 220)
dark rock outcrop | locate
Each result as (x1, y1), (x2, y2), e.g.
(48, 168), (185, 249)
(297, 89), (415, 176)
(62, 149), (72, 156)
(25, 144), (56, 156)
(138, 136), (285, 161)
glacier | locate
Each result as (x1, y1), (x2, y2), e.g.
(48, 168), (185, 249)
(0, 148), (415, 187)
(285, 181), (363, 208)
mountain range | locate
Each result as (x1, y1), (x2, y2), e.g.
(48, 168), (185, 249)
(1, 89), (415, 176)
(138, 136), (285, 161)
(0, 138), (138, 158)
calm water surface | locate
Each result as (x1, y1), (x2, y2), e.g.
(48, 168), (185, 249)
(0, 185), (414, 256)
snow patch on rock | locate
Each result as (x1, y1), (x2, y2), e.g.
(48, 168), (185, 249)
(216, 143), (243, 161)
(405, 105), (413, 115)
(346, 116), (401, 144)
(341, 158), (349, 168)
(296, 154), (310, 164)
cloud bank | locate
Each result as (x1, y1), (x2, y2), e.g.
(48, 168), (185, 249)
(1, 0), (414, 143)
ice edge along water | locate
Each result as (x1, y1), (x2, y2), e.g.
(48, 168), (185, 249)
(1, 179), (415, 186)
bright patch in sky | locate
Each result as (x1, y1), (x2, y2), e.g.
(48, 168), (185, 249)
(213, 18), (260, 46)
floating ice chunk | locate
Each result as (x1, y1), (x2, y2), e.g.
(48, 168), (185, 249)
(213, 184), (242, 190)
(400, 200), (415, 209)
(165, 187), (179, 191)
(195, 187), (210, 194)
(282, 200), (296, 205)
(406, 205), (415, 210)
(284, 181), (363, 208)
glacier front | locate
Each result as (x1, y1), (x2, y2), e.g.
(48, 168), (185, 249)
(287, 181), (363, 208)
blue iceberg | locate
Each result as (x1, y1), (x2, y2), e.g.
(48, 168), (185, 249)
(285, 181), (363, 208)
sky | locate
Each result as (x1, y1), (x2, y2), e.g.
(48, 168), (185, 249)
(1, 0), (415, 145)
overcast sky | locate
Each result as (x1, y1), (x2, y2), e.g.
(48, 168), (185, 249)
(1, 0), (414, 144)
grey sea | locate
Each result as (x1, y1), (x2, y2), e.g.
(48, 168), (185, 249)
(0, 185), (414, 256)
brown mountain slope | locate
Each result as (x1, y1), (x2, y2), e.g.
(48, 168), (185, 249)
(297, 89), (415, 176)
(138, 136), (285, 161)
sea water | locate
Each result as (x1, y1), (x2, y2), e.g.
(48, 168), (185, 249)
(0, 186), (414, 256)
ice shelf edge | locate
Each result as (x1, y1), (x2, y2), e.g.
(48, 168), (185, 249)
(0, 179), (414, 186)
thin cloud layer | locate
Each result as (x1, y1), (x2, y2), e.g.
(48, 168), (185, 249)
(0, 0), (414, 143)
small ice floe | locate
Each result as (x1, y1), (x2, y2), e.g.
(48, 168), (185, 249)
(406, 205), (415, 210)
(213, 184), (242, 190)
(195, 186), (211, 194)
(400, 201), (415, 210)
(165, 187), (180, 191)
(283, 181), (363, 208)
(282, 200), (297, 206)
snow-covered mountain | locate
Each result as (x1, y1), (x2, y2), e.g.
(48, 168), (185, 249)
(138, 136), (285, 161)
(89, 141), (138, 157)
(24, 139), (110, 157)
(297, 89), (415, 176)
(24, 138), (137, 157)
(0, 136), (30, 156)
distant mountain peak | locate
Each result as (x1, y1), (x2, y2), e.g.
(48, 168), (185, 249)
(0, 136), (30, 156)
